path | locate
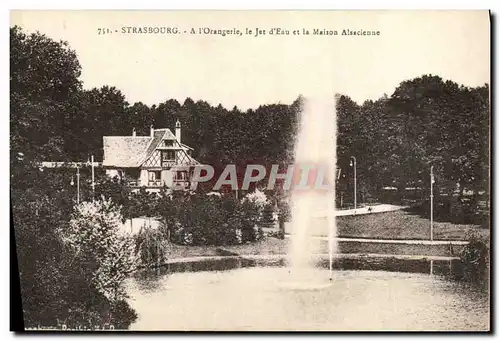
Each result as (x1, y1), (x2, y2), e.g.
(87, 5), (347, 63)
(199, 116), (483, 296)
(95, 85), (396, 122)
(335, 204), (406, 216)
(284, 235), (468, 246)
(240, 253), (459, 261)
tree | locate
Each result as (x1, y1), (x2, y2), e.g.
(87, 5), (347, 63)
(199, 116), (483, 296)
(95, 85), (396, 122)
(128, 102), (154, 136)
(388, 76), (489, 199)
(135, 225), (169, 267)
(63, 197), (138, 302)
(10, 26), (82, 163)
(334, 75), (489, 210)
(78, 86), (131, 159)
(11, 165), (138, 328)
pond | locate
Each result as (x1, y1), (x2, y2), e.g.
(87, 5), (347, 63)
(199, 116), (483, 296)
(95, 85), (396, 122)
(126, 257), (489, 331)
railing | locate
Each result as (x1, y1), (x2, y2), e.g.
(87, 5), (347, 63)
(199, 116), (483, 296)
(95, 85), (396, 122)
(125, 179), (190, 189)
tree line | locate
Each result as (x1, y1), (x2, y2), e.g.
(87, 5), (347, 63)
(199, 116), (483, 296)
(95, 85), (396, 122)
(11, 26), (489, 202)
(10, 26), (490, 328)
(337, 79), (489, 204)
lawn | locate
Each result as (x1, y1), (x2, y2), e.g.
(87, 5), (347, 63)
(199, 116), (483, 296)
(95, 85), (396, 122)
(221, 237), (287, 256)
(166, 238), (287, 259)
(336, 210), (489, 241)
(165, 209), (489, 260)
(166, 244), (220, 259)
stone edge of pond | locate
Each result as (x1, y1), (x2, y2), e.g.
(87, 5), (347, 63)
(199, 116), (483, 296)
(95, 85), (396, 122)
(152, 252), (459, 267)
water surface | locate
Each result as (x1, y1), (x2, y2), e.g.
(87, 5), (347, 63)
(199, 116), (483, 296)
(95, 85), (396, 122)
(126, 266), (489, 331)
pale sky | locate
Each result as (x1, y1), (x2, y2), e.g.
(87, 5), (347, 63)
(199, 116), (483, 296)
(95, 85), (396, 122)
(10, 10), (490, 110)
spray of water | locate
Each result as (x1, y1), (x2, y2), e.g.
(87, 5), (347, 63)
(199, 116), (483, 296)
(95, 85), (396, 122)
(287, 95), (337, 281)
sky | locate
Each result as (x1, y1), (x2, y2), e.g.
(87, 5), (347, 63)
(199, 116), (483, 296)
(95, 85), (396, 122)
(10, 10), (490, 110)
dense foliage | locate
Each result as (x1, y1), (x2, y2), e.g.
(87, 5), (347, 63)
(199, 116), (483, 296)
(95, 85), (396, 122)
(133, 190), (269, 248)
(457, 232), (489, 285)
(11, 26), (138, 329)
(63, 198), (138, 301)
(12, 168), (138, 328)
(135, 225), (169, 267)
(336, 80), (489, 208)
(11, 26), (489, 202)
(10, 24), (490, 327)
(11, 24), (489, 208)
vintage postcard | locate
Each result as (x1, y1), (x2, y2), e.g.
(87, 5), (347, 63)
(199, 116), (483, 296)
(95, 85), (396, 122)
(10, 10), (490, 332)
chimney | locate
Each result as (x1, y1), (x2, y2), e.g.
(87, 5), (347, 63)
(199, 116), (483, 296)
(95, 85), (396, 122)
(132, 128), (136, 137)
(150, 125), (154, 137)
(175, 119), (181, 143)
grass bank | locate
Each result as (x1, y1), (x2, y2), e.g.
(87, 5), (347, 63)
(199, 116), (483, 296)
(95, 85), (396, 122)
(336, 210), (488, 241)
(165, 210), (489, 260)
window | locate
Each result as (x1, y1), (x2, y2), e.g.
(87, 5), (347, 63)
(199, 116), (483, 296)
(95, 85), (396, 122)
(162, 150), (176, 161)
(176, 171), (187, 181)
(148, 171), (161, 181)
(163, 140), (174, 147)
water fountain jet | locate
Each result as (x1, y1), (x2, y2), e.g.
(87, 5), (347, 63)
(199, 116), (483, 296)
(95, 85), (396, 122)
(284, 95), (337, 286)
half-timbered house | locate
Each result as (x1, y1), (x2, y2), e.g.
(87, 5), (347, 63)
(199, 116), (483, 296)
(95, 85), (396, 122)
(102, 120), (199, 191)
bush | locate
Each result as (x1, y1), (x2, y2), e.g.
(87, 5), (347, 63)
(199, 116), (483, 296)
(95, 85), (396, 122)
(109, 300), (138, 330)
(162, 192), (264, 246)
(135, 225), (169, 267)
(62, 197), (138, 302)
(267, 230), (285, 239)
(242, 189), (276, 234)
(458, 232), (489, 284)
(126, 188), (161, 219)
(13, 179), (138, 329)
(411, 196), (487, 225)
(94, 175), (131, 217)
(260, 202), (276, 228)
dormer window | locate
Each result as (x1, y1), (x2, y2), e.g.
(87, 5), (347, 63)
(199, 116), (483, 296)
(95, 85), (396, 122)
(162, 150), (176, 161)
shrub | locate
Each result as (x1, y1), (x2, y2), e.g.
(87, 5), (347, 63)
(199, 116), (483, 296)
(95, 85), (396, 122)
(244, 189), (268, 209)
(12, 168), (138, 329)
(267, 230), (285, 239)
(163, 192), (264, 246)
(260, 202), (276, 228)
(241, 189), (273, 239)
(62, 197), (138, 302)
(277, 198), (292, 222)
(126, 188), (161, 219)
(135, 224), (169, 267)
(94, 175), (131, 218)
(458, 231), (489, 284)
(109, 299), (138, 330)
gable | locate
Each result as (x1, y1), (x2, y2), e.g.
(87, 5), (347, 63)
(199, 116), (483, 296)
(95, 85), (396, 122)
(141, 133), (199, 168)
(138, 129), (169, 164)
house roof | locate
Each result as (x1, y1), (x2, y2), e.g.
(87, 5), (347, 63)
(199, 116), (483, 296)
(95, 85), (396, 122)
(103, 128), (197, 168)
(185, 153), (200, 165)
(103, 136), (152, 167)
(181, 143), (194, 151)
(139, 129), (171, 165)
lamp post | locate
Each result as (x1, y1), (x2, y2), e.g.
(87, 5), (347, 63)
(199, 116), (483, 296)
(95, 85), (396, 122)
(350, 156), (357, 211)
(71, 166), (80, 204)
(91, 155), (95, 202)
(77, 166), (80, 204)
(430, 165), (434, 241)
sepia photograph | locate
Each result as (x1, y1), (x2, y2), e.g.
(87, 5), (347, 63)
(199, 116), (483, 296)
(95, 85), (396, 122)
(9, 10), (490, 332)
